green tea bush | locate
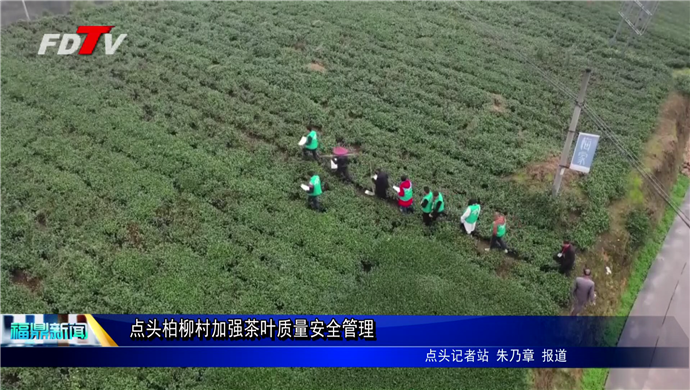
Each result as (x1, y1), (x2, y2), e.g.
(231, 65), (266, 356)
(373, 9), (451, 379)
(626, 207), (652, 251)
(674, 71), (690, 97)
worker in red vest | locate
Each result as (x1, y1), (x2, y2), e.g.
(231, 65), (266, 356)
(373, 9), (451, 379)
(396, 175), (414, 214)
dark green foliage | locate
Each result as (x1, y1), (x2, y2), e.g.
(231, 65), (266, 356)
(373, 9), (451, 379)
(674, 71), (690, 97)
(626, 207), (652, 251)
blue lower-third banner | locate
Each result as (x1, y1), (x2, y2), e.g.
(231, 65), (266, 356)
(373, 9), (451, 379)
(1, 314), (688, 368)
(3, 346), (689, 368)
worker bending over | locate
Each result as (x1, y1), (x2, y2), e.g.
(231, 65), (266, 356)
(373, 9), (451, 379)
(367, 168), (389, 199)
(460, 199), (481, 235)
(331, 155), (353, 183)
(421, 187), (434, 225)
(553, 240), (576, 276)
(396, 175), (414, 214)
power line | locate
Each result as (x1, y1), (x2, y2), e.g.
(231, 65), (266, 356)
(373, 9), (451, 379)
(454, 2), (684, 217)
(515, 47), (690, 229)
(509, 48), (690, 228)
(453, 2), (690, 228)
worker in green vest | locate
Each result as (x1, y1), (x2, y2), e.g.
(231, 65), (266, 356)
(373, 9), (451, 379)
(420, 187), (434, 226)
(486, 212), (508, 253)
(305, 171), (323, 211)
(460, 198), (481, 235)
(431, 191), (445, 222)
(300, 126), (319, 161)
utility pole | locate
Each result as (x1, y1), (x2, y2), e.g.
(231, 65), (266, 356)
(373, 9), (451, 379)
(552, 68), (592, 197)
(610, 1), (660, 50)
(22, 0), (31, 21)
(609, 18), (625, 46)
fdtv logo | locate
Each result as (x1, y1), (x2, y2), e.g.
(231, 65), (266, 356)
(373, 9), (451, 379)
(38, 26), (126, 55)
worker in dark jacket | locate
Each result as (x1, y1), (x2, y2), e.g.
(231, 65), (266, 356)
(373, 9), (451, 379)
(331, 155), (352, 183)
(554, 240), (576, 276)
(571, 268), (596, 316)
(369, 168), (389, 199)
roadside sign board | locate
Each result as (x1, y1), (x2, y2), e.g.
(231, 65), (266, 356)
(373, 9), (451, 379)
(570, 132), (600, 174)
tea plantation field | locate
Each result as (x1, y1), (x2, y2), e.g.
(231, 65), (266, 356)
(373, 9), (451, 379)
(2, 1), (689, 389)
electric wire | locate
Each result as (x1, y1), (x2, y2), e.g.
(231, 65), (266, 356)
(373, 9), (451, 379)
(452, 2), (690, 228)
(510, 49), (690, 228)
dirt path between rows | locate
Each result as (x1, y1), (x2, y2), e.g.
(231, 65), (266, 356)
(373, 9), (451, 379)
(681, 129), (690, 177)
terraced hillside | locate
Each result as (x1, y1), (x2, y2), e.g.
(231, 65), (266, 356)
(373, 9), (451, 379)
(2, 1), (689, 389)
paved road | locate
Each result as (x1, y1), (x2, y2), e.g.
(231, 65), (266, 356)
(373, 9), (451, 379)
(607, 188), (690, 389)
(2, 1), (70, 26)
(1, 1), (110, 27)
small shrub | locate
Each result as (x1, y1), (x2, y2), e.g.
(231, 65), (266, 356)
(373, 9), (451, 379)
(626, 207), (651, 251)
(673, 72), (690, 97)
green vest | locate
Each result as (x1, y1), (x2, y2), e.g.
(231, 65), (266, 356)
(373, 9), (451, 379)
(433, 193), (445, 213)
(496, 222), (506, 237)
(309, 175), (322, 196)
(399, 183), (413, 202)
(465, 204), (481, 224)
(421, 192), (434, 213)
(305, 130), (318, 150)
